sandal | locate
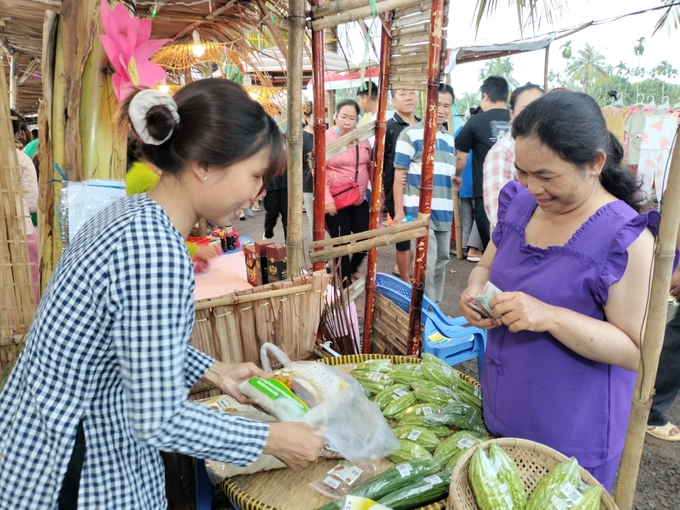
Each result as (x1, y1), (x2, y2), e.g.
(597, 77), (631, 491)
(646, 422), (680, 441)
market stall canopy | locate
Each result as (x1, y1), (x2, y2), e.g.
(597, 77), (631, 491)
(445, 33), (557, 72)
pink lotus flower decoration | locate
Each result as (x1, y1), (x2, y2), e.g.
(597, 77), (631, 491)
(99, 1), (170, 101)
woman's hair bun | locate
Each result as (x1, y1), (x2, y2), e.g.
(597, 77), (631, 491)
(146, 105), (178, 144)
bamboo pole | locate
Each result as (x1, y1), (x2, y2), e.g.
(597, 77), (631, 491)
(195, 284), (313, 310)
(9, 51), (19, 110)
(447, 73), (463, 260)
(310, 227), (429, 263)
(363, 12), (392, 354)
(407, 0), (445, 355)
(616, 130), (680, 510)
(325, 121), (376, 161)
(310, 0), (422, 31)
(310, 218), (428, 248)
(286, 0), (305, 277)
(38, 10), (57, 295)
(312, 1), (327, 272)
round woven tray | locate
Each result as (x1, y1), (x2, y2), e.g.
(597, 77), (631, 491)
(221, 354), (480, 510)
(448, 438), (619, 510)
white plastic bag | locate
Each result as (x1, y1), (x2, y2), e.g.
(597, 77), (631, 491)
(240, 344), (400, 462)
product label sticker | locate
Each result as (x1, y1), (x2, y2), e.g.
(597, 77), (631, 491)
(393, 388), (409, 398)
(504, 494), (514, 508)
(323, 476), (341, 490)
(423, 475), (443, 485)
(442, 366), (452, 376)
(473, 385), (480, 397)
(561, 483), (584, 505)
(396, 464), (412, 478)
(550, 495), (568, 510)
(407, 429), (422, 441)
(422, 406), (433, 416)
(370, 372), (383, 382)
(499, 483), (508, 494)
(328, 462), (364, 486)
(457, 438), (476, 449)
(407, 483), (431, 497)
(441, 387), (454, 396)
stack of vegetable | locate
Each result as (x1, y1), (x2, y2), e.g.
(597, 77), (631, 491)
(350, 355), (490, 466)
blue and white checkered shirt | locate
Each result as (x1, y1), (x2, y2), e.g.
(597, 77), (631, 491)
(0, 194), (269, 509)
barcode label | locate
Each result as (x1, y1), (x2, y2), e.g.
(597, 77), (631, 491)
(504, 494), (514, 508)
(457, 438), (475, 449)
(550, 495), (568, 510)
(422, 406), (433, 416)
(407, 429), (422, 441)
(396, 464), (412, 478)
(442, 366), (452, 376)
(561, 483), (584, 505)
(442, 387), (454, 396)
(393, 388), (409, 398)
(323, 476), (341, 490)
(370, 373), (383, 382)
(473, 386), (480, 397)
(424, 475), (443, 485)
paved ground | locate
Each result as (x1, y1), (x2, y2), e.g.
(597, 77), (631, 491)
(227, 205), (680, 508)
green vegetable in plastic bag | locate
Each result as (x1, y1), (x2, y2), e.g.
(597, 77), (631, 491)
(373, 384), (411, 410)
(376, 470), (453, 509)
(424, 402), (490, 435)
(413, 385), (459, 406)
(351, 370), (393, 395)
(354, 358), (393, 373)
(489, 444), (527, 509)
(433, 430), (485, 466)
(391, 364), (425, 384)
(383, 392), (418, 419)
(387, 439), (433, 463)
(571, 486), (603, 510)
(526, 457), (581, 510)
(421, 362), (456, 387)
(393, 426), (441, 451)
(394, 403), (439, 421)
(469, 447), (519, 510)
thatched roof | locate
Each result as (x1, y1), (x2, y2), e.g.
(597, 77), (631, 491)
(1, 0), (293, 116)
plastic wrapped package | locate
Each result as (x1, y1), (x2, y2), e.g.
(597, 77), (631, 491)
(197, 395), (285, 483)
(526, 457), (585, 510)
(468, 446), (526, 510)
(308, 461), (381, 500)
(239, 344), (400, 462)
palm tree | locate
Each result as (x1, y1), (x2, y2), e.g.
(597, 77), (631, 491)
(654, 0), (680, 35)
(652, 60), (679, 100)
(458, 92), (481, 118)
(477, 57), (520, 88)
(566, 43), (609, 94)
(615, 61), (629, 78)
(633, 37), (646, 57)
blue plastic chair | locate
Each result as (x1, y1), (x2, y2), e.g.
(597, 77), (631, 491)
(374, 272), (486, 378)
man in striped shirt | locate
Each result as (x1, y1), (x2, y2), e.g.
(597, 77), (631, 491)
(392, 84), (456, 304)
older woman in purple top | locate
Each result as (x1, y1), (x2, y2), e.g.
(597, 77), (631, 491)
(459, 91), (658, 491)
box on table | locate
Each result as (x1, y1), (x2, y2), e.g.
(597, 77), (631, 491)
(243, 244), (259, 287)
(266, 243), (287, 282)
(254, 239), (275, 285)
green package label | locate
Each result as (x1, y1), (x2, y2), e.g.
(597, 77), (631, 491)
(247, 378), (310, 414)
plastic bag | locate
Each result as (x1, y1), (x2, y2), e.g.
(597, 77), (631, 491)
(423, 401), (490, 435)
(526, 457), (593, 510)
(239, 344), (400, 462)
(197, 395), (286, 483)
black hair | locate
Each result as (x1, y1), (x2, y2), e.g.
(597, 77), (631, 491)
(437, 83), (455, 101)
(509, 82), (544, 111)
(10, 109), (20, 136)
(336, 99), (361, 117)
(512, 91), (644, 211)
(119, 79), (285, 192)
(356, 80), (378, 101)
(10, 109), (31, 147)
(480, 76), (509, 103)
(31, 129), (38, 140)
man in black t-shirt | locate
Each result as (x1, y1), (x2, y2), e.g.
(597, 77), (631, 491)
(384, 90), (420, 282)
(454, 76), (511, 250)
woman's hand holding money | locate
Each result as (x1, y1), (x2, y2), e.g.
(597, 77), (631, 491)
(489, 292), (554, 333)
(460, 285), (503, 329)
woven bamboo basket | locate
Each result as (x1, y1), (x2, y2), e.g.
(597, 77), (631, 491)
(221, 354), (481, 510)
(449, 438), (619, 510)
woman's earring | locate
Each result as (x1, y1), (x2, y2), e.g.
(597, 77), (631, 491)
(592, 172), (597, 177)
(204, 176), (208, 181)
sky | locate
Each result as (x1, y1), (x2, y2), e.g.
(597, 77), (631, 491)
(446, 0), (680, 96)
(342, 0), (680, 98)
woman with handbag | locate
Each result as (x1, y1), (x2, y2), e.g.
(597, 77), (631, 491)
(324, 99), (373, 286)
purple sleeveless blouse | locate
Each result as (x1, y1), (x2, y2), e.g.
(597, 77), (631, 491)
(483, 181), (660, 468)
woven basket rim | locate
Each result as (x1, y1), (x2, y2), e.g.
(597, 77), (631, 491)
(449, 438), (618, 510)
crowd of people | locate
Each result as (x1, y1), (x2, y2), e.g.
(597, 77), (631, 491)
(3, 73), (679, 508)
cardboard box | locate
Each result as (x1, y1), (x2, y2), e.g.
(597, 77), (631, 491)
(254, 240), (275, 285)
(266, 243), (287, 282)
(243, 244), (259, 287)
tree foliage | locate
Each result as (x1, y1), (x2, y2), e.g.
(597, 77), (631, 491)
(478, 57), (520, 88)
